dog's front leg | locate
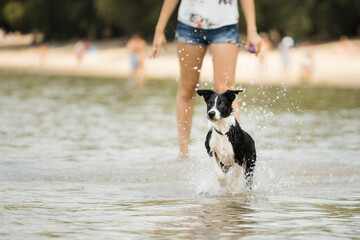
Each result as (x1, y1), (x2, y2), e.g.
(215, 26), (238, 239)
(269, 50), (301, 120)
(245, 155), (256, 190)
(212, 154), (227, 187)
(228, 163), (241, 193)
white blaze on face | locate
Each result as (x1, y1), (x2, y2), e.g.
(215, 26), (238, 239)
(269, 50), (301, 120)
(208, 96), (221, 120)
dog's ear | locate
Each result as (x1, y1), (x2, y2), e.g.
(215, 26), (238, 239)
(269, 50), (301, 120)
(224, 89), (244, 102)
(197, 89), (215, 101)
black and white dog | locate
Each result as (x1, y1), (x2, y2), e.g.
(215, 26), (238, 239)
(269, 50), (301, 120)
(197, 89), (256, 191)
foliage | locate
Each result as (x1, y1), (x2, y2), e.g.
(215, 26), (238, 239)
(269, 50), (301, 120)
(23, 0), (101, 39)
(2, 1), (25, 28)
(94, 0), (176, 40)
(0, 0), (358, 42)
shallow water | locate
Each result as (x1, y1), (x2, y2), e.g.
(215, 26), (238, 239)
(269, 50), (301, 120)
(0, 71), (359, 239)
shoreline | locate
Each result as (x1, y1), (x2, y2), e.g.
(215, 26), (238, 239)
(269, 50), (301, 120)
(0, 39), (359, 89)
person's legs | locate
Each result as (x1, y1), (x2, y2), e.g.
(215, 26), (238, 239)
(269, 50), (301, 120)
(129, 53), (139, 82)
(176, 43), (206, 157)
(208, 43), (240, 121)
(137, 56), (146, 86)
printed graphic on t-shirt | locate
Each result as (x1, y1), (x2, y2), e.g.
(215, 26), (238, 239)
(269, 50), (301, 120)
(189, 13), (209, 28)
(178, 0), (239, 29)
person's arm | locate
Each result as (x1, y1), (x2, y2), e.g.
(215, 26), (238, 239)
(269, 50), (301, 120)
(150, 0), (180, 58)
(240, 0), (262, 55)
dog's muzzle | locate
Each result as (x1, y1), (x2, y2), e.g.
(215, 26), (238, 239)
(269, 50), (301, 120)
(208, 111), (216, 120)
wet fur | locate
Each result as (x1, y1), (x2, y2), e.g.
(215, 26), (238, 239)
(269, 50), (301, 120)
(197, 89), (256, 191)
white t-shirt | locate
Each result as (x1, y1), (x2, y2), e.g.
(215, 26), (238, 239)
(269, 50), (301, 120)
(178, 0), (239, 29)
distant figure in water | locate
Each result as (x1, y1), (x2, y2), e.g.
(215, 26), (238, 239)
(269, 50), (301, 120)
(258, 32), (272, 73)
(126, 34), (147, 86)
(38, 43), (49, 67)
(74, 39), (89, 67)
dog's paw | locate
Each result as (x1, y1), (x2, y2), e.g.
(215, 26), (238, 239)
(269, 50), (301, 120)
(225, 186), (237, 196)
(227, 182), (238, 194)
(218, 177), (227, 187)
(245, 185), (252, 191)
(245, 178), (253, 191)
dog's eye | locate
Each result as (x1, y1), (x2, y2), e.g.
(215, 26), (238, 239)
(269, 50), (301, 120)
(219, 102), (226, 108)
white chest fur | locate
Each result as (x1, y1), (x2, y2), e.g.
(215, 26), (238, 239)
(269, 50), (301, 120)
(208, 115), (236, 166)
(209, 133), (234, 166)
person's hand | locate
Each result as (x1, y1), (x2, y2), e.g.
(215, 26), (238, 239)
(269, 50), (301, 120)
(150, 30), (168, 58)
(246, 31), (262, 56)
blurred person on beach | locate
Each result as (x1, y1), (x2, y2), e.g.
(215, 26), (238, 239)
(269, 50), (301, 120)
(74, 39), (89, 66)
(334, 36), (359, 55)
(300, 51), (313, 84)
(299, 41), (313, 84)
(0, 28), (6, 43)
(278, 36), (294, 77)
(38, 43), (49, 67)
(258, 32), (272, 74)
(151, 0), (262, 157)
(31, 29), (40, 46)
(126, 34), (147, 86)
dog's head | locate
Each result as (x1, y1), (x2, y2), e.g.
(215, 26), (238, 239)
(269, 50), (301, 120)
(197, 89), (244, 121)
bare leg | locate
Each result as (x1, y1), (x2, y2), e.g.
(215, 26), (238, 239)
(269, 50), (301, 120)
(176, 43), (206, 157)
(137, 59), (146, 86)
(132, 69), (138, 83)
(208, 43), (240, 122)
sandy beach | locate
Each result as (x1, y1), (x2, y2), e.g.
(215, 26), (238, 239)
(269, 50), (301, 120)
(0, 37), (359, 88)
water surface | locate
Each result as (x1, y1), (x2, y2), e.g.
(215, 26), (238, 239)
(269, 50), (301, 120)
(0, 71), (359, 239)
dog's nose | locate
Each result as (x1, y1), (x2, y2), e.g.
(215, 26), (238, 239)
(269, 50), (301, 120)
(208, 111), (216, 119)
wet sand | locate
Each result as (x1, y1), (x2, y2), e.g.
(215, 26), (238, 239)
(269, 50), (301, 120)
(0, 39), (359, 88)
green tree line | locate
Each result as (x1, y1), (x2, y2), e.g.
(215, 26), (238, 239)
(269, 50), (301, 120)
(0, 0), (359, 42)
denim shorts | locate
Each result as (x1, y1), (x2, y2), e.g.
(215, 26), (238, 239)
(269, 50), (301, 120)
(175, 21), (239, 46)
